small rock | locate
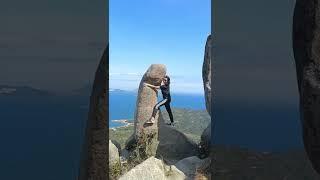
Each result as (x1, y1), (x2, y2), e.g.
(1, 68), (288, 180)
(109, 140), (120, 167)
(119, 156), (186, 180)
(174, 156), (208, 178)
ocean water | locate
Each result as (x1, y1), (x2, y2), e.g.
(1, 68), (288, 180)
(0, 95), (88, 180)
(109, 91), (206, 127)
(0, 91), (206, 180)
(0, 90), (306, 180)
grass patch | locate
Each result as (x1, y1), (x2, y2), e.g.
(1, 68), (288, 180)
(109, 161), (122, 180)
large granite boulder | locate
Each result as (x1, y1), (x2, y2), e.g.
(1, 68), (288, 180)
(124, 64), (166, 160)
(293, 1), (320, 174)
(119, 156), (186, 180)
(200, 35), (212, 158)
(78, 47), (107, 180)
(111, 139), (121, 154)
(134, 64), (166, 138)
(109, 140), (120, 167)
(174, 156), (209, 179)
(125, 64), (199, 164)
(156, 114), (199, 164)
(200, 125), (211, 157)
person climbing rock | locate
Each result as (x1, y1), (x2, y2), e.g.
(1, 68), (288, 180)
(144, 75), (174, 126)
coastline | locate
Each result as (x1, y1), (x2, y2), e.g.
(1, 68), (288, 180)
(109, 119), (134, 130)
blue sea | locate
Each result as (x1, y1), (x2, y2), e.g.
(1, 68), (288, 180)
(0, 90), (206, 180)
(0, 89), (305, 180)
(109, 90), (206, 127)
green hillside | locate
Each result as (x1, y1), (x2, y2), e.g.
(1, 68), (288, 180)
(109, 108), (210, 149)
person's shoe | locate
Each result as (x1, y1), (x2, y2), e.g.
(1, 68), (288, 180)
(145, 120), (153, 124)
(145, 117), (155, 124)
(150, 117), (155, 123)
(166, 122), (175, 126)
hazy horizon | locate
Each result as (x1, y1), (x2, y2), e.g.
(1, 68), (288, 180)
(0, 0), (106, 94)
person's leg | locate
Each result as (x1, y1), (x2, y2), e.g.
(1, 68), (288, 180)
(165, 103), (174, 124)
(147, 99), (168, 123)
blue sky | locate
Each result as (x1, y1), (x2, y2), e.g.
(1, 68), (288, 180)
(109, 0), (210, 94)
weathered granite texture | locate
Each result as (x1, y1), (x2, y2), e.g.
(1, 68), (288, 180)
(293, 1), (320, 174)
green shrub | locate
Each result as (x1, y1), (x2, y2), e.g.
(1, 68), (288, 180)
(109, 161), (121, 180)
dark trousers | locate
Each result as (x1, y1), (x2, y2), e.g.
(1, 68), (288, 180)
(151, 98), (174, 123)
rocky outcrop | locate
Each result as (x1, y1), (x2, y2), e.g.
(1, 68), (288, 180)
(293, 1), (320, 175)
(203, 35), (212, 116)
(109, 140), (120, 167)
(125, 110), (199, 164)
(156, 114), (199, 164)
(174, 156), (209, 179)
(200, 125), (211, 157)
(134, 64), (166, 138)
(124, 64), (199, 164)
(78, 47), (107, 180)
(200, 35), (212, 158)
(111, 139), (121, 154)
(119, 156), (186, 180)
(124, 64), (166, 159)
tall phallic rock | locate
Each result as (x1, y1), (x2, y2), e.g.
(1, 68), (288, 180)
(125, 64), (166, 157)
(78, 47), (107, 180)
(125, 64), (198, 163)
(293, 1), (320, 174)
(200, 35), (212, 157)
(134, 64), (167, 138)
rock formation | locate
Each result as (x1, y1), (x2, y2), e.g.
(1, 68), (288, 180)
(293, 1), (320, 174)
(109, 140), (120, 168)
(156, 114), (199, 164)
(125, 64), (198, 163)
(134, 64), (167, 138)
(124, 64), (166, 159)
(200, 35), (212, 158)
(119, 156), (186, 180)
(203, 35), (212, 116)
(174, 156), (209, 179)
(111, 139), (121, 154)
(78, 47), (107, 180)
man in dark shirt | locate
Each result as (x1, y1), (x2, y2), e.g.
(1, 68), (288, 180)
(145, 76), (174, 126)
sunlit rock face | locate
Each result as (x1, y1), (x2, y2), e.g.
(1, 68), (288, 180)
(125, 64), (198, 162)
(134, 64), (167, 139)
(123, 64), (166, 162)
(293, 1), (320, 174)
